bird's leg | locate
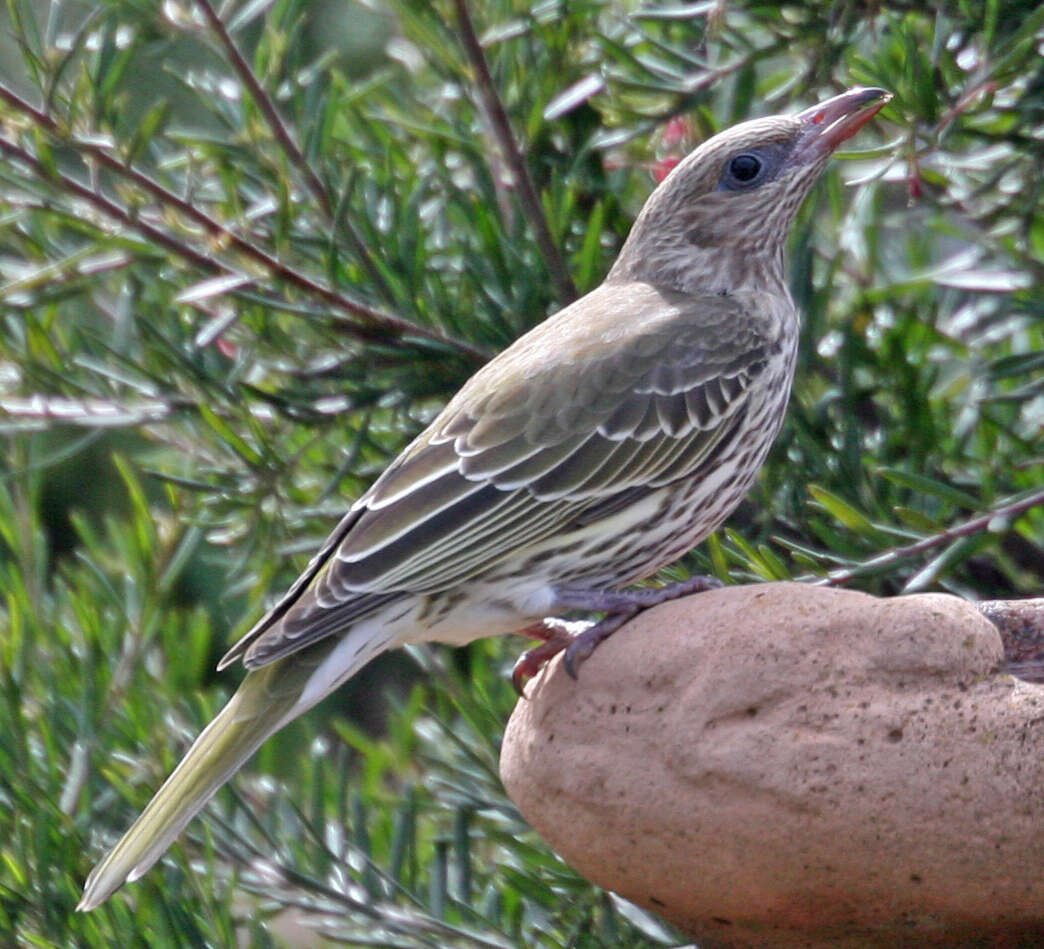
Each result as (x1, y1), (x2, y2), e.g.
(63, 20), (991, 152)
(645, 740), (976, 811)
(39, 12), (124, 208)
(511, 575), (723, 696)
(555, 575), (723, 679)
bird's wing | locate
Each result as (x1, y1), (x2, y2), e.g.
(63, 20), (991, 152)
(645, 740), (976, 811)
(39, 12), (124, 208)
(227, 281), (785, 669)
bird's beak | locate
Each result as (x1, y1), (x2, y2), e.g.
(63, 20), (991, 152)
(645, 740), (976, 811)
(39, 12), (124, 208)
(796, 87), (891, 158)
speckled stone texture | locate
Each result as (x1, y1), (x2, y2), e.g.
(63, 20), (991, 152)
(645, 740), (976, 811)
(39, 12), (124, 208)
(500, 582), (1044, 949)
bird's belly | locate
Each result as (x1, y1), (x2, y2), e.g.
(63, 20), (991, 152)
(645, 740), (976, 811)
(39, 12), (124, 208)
(400, 495), (673, 646)
(398, 577), (559, 647)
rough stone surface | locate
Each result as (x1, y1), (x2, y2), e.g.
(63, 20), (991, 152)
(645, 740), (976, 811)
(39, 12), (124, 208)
(500, 582), (1044, 948)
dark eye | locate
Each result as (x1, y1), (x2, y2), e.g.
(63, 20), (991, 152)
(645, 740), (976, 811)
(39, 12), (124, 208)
(717, 144), (790, 191)
(727, 153), (762, 184)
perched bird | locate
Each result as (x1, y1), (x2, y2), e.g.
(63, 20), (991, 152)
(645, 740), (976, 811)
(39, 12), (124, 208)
(79, 87), (890, 910)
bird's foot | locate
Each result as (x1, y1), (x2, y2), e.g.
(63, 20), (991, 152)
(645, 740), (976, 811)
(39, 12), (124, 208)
(553, 574), (723, 615)
(512, 575), (723, 696)
(512, 619), (579, 698)
(557, 574), (723, 679)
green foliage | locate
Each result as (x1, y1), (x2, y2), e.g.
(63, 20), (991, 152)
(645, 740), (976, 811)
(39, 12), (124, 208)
(0, 0), (1041, 945)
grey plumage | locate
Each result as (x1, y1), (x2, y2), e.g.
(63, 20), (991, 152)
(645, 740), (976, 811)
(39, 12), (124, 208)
(231, 280), (786, 669)
(79, 87), (890, 911)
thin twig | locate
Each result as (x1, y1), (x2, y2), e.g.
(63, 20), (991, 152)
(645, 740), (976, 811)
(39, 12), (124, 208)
(452, 0), (578, 304)
(0, 132), (414, 350)
(0, 394), (172, 427)
(206, 801), (513, 947)
(193, 0), (330, 214)
(190, 0), (398, 306)
(0, 134), (233, 275)
(818, 487), (1044, 587)
(0, 84), (489, 362)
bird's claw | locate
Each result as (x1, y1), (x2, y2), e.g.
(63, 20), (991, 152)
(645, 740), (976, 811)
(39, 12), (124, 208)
(511, 620), (576, 698)
(512, 642), (562, 698)
(513, 575), (723, 693)
(562, 609), (635, 679)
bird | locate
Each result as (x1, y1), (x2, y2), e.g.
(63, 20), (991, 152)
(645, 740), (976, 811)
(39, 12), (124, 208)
(78, 86), (890, 910)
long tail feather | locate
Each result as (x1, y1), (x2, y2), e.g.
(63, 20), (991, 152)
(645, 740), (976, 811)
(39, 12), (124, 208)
(78, 630), (379, 911)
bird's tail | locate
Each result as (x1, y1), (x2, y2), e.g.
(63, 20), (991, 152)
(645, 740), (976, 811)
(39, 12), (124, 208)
(78, 632), (374, 911)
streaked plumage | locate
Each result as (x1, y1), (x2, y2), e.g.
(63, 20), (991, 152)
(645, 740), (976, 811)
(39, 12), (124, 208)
(79, 87), (889, 910)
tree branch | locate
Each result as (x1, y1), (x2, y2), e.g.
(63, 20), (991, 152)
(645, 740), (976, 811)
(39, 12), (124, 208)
(818, 487), (1044, 588)
(452, 0), (578, 304)
(190, 0), (398, 307)
(0, 83), (490, 363)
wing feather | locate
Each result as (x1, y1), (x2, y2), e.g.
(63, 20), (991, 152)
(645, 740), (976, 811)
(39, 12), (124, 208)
(233, 282), (786, 668)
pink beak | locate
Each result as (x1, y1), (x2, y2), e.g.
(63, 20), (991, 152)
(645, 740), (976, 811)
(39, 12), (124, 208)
(797, 87), (891, 157)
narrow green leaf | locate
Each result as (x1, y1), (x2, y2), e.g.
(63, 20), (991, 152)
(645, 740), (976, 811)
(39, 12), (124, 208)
(807, 485), (876, 533)
(876, 468), (980, 509)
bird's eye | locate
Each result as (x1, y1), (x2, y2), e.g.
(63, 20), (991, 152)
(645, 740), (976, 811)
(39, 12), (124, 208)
(726, 153), (763, 185)
(716, 144), (791, 192)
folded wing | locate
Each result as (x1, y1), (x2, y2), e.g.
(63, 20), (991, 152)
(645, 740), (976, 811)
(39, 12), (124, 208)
(223, 281), (779, 669)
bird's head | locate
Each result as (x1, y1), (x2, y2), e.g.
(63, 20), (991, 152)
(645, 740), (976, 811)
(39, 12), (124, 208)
(609, 87), (891, 296)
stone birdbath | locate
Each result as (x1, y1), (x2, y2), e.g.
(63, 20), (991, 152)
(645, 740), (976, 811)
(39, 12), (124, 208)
(500, 583), (1044, 948)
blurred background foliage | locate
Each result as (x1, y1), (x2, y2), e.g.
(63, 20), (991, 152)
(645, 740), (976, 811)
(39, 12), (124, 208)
(0, 0), (1041, 945)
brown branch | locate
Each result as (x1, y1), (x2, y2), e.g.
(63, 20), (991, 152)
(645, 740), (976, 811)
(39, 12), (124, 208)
(818, 487), (1044, 588)
(0, 83), (489, 363)
(976, 598), (1044, 682)
(0, 134), (236, 276)
(190, 0), (398, 306)
(193, 0), (330, 214)
(452, 0), (578, 304)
